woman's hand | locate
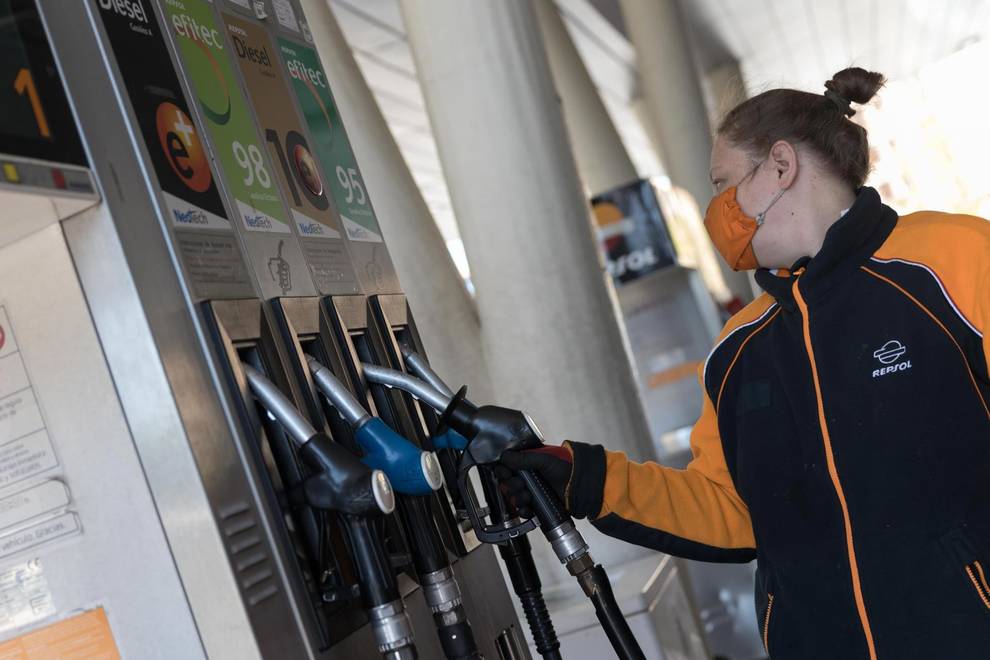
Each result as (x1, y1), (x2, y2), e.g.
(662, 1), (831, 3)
(494, 446), (573, 519)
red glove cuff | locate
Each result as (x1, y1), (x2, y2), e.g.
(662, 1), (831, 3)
(526, 445), (573, 464)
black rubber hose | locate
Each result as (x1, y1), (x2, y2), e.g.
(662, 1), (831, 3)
(433, 613), (479, 660)
(578, 564), (645, 660)
(480, 468), (562, 660)
(341, 515), (399, 609)
(396, 495), (447, 576)
(395, 496), (480, 659)
(342, 515), (419, 659)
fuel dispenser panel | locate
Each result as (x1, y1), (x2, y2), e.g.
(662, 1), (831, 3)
(271, 295), (527, 659)
(324, 295), (472, 558)
(267, 296), (420, 589)
(20, 0), (528, 656)
(203, 298), (371, 650)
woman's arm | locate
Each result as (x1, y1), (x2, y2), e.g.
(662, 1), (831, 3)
(566, 373), (756, 563)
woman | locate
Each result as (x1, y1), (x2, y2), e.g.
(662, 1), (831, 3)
(500, 67), (990, 659)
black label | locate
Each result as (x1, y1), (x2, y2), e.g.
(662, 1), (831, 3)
(97, 0), (228, 223)
(591, 179), (677, 286)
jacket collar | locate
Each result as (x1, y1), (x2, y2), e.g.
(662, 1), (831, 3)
(754, 187), (898, 308)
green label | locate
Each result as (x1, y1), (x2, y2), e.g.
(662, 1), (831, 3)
(163, 0), (289, 234)
(278, 38), (383, 243)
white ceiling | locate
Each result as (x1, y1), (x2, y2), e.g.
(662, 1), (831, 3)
(680, 0), (990, 94)
(328, 0), (990, 251)
(327, 0), (661, 248)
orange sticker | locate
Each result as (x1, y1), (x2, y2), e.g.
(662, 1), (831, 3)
(647, 361), (702, 390)
(0, 608), (121, 659)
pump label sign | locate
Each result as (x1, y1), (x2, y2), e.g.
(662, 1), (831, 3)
(97, 0), (253, 299)
(163, 0), (289, 236)
(591, 179), (677, 286)
(224, 13), (357, 294)
(278, 38), (384, 244)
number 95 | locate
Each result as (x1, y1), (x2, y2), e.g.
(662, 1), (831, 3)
(336, 166), (366, 205)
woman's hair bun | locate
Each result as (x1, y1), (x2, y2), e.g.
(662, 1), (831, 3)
(825, 67), (886, 105)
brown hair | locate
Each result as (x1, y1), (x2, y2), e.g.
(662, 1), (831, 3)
(717, 67), (886, 189)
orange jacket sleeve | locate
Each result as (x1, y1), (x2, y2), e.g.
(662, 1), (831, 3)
(565, 366), (756, 563)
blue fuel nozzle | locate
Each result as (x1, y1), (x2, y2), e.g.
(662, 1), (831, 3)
(354, 417), (443, 496)
(433, 429), (469, 451)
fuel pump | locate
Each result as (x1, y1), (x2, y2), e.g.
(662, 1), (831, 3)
(401, 351), (562, 660)
(241, 364), (417, 659)
(307, 357), (482, 660)
(361, 365), (646, 660)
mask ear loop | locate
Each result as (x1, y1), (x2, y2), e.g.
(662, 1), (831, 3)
(755, 188), (786, 226)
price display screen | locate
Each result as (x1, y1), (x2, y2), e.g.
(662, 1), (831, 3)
(0, 0), (87, 166)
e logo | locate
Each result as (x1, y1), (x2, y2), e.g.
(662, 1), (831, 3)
(156, 102), (211, 193)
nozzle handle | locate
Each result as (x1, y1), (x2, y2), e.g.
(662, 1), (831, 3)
(456, 452), (537, 543)
(518, 469), (568, 531)
(242, 363), (317, 446)
(299, 433), (395, 516)
(354, 418), (443, 496)
(307, 357), (371, 428)
(400, 349), (454, 399)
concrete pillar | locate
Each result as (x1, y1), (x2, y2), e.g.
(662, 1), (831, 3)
(300, 0), (493, 402)
(400, 0), (654, 573)
(534, 0), (637, 196)
(620, 0), (753, 303)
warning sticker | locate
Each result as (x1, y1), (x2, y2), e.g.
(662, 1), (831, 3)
(0, 481), (69, 535)
(0, 308), (58, 491)
(0, 513), (80, 562)
(271, 0), (300, 32)
(0, 607), (120, 659)
(0, 558), (55, 636)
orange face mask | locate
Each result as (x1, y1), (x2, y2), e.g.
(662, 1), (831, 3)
(704, 179), (785, 271)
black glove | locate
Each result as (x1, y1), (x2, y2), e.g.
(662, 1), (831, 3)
(494, 446), (573, 519)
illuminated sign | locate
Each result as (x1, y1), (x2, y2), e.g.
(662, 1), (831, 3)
(0, 0), (89, 186)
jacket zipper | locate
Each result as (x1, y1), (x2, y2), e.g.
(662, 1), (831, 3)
(762, 593), (774, 652)
(965, 561), (990, 610)
(792, 280), (878, 660)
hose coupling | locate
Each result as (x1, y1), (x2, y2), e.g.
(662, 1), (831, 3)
(421, 567), (464, 614)
(369, 599), (415, 653)
(545, 521), (589, 565)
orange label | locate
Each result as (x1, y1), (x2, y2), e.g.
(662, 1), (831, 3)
(0, 608), (121, 659)
(647, 361), (702, 390)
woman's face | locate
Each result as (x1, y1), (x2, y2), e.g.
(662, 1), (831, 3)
(709, 135), (797, 268)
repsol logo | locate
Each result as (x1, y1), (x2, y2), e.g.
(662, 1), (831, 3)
(607, 247), (658, 278)
(99, 0), (148, 22)
(872, 340), (912, 378)
(231, 34), (271, 67)
(286, 59), (327, 88)
(873, 361), (912, 378)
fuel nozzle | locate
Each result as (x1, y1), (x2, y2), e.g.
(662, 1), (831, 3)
(241, 363), (416, 658)
(242, 363), (394, 516)
(307, 358), (442, 496)
(361, 363), (644, 660)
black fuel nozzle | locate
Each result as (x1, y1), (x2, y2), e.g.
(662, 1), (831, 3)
(383, 357), (566, 659)
(358, 365), (539, 543)
(363, 363), (644, 659)
(242, 363), (395, 516)
(307, 358), (443, 497)
(241, 364), (417, 658)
